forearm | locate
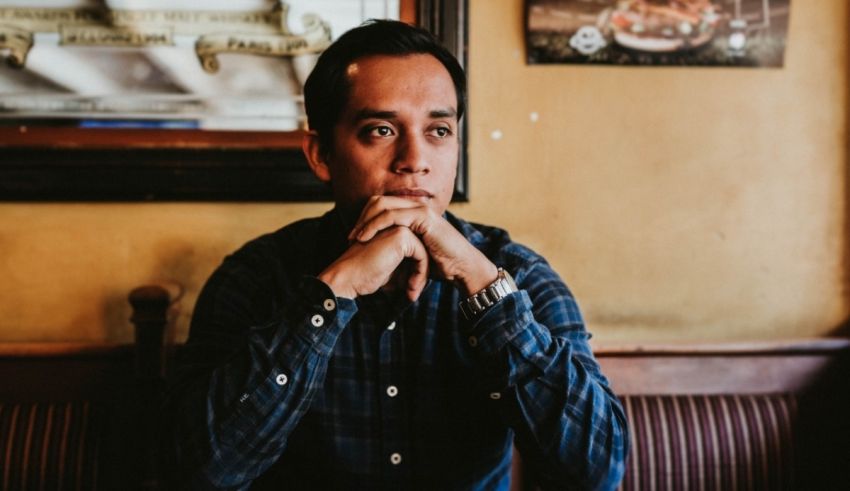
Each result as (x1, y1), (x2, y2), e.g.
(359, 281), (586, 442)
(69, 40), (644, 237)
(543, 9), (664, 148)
(469, 287), (628, 490)
(169, 277), (356, 488)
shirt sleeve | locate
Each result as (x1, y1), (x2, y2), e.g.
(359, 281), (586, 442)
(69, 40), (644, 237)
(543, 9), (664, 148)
(466, 259), (629, 491)
(166, 257), (357, 490)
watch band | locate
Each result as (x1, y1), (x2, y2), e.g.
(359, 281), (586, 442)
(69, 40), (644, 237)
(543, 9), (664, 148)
(459, 268), (518, 321)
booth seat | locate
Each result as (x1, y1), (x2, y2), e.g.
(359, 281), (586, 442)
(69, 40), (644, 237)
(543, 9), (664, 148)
(0, 284), (179, 491)
(509, 339), (850, 491)
(1, 283), (847, 490)
(601, 339), (850, 491)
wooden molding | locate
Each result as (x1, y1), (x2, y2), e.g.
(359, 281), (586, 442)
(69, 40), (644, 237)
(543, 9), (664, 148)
(3, 337), (846, 398)
(593, 337), (850, 356)
(594, 338), (850, 395)
(0, 127), (306, 150)
(0, 342), (131, 358)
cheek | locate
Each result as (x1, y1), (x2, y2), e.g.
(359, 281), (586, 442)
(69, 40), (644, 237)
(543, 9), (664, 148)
(436, 146), (459, 182)
(332, 158), (390, 197)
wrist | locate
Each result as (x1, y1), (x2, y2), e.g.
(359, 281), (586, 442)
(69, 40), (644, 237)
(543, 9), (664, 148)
(318, 266), (356, 299)
(456, 255), (499, 297)
(458, 267), (518, 321)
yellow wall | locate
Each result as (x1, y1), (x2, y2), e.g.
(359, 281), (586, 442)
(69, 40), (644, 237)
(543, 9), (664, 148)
(0, 0), (847, 345)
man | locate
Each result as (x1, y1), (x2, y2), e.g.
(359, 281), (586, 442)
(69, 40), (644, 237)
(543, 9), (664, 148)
(169, 20), (628, 490)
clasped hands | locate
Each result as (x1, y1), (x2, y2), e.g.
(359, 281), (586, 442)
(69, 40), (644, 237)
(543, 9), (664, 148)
(318, 196), (497, 301)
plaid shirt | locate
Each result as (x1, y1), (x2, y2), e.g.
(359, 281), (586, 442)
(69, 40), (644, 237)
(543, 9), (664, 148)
(168, 209), (628, 490)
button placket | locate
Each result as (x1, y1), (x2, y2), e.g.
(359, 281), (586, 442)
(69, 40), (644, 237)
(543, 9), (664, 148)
(378, 316), (406, 473)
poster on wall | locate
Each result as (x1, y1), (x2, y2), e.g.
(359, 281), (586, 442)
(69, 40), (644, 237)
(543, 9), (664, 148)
(526, 0), (791, 67)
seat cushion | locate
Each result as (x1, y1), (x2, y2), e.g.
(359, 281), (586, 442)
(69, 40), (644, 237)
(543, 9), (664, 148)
(0, 401), (100, 491)
(619, 394), (797, 491)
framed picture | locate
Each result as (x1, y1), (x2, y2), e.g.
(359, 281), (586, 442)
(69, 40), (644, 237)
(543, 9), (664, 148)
(0, 0), (468, 201)
(526, 0), (790, 67)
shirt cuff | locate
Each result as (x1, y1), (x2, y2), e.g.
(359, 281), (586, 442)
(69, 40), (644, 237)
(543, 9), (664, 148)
(467, 290), (551, 358)
(291, 276), (357, 355)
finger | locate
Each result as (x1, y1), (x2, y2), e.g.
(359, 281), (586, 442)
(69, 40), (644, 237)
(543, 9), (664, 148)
(356, 208), (431, 243)
(349, 196), (422, 241)
(349, 195), (383, 240)
(404, 234), (429, 301)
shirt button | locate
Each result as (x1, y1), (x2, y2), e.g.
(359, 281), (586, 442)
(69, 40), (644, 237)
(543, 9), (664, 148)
(323, 299), (336, 311)
(389, 452), (402, 465)
(489, 392), (501, 400)
(275, 373), (288, 386)
(387, 321), (396, 331)
(386, 385), (398, 397)
(311, 314), (324, 327)
(468, 336), (478, 347)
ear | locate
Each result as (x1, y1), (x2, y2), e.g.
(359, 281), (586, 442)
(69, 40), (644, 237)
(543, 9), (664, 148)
(302, 131), (331, 183)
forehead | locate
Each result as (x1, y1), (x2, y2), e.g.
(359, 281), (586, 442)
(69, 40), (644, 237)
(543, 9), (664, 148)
(343, 54), (458, 114)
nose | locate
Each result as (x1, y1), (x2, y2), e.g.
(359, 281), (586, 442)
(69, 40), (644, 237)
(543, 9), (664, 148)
(391, 132), (430, 175)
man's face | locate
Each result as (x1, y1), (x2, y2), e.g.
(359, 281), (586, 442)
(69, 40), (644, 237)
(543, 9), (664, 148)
(320, 54), (460, 215)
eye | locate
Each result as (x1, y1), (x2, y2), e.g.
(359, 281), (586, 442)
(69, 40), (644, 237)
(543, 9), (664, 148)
(368, 125), (394, 137)
(429, 126), (453, 138)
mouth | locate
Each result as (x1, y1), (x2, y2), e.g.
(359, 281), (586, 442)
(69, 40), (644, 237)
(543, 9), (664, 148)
(384, 188), (433, 200)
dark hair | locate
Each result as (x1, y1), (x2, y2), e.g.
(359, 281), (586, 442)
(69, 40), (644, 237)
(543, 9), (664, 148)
(303, 19), (466, 154)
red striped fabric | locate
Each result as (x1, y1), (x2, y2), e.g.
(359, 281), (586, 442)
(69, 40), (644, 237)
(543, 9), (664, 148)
(0, 401), (100, 491)
(619, 394), (797, 491)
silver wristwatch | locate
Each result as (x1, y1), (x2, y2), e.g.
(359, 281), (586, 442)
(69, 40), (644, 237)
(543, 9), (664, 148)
(459, 268), (518, 320)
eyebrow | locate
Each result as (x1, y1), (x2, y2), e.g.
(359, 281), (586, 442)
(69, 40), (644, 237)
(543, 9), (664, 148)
(353, 107), (457, 121)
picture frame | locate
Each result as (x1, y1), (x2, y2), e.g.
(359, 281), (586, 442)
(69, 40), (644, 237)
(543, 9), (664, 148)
(0, 0), (468, 201)
(526, 0), (790, 68)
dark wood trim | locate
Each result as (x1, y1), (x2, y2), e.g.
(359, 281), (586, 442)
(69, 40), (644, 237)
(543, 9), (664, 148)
(595, 338), (850, 395)
(2, 335), (846, 402)
(0, 127), (306, 149)
(130, 283), (182, 379)
(594, 337), (850, 357)
(0, 146), (330, 201)
(0, 342), (132, 358)
(400, 0), (418, 24)
(418, 0), (468, 199)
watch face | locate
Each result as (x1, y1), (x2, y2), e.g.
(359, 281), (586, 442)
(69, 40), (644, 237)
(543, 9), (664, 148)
(501, 269), (518, 292)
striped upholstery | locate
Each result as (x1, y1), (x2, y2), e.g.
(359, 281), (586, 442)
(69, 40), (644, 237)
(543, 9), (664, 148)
(0, 402), (100, 491)
(619, 394), (797, 491)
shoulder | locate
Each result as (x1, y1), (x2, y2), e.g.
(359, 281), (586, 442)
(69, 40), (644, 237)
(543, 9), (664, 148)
(224, 215), (324, 269)
(197, 214), (327, 302)
(192, 214), (327, 321)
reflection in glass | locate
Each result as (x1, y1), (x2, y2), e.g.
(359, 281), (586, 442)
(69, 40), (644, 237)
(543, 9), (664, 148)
(0, 0), (399, 131)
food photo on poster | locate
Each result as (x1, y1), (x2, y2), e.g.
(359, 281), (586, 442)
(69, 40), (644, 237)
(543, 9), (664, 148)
(526, 0), (790, 67)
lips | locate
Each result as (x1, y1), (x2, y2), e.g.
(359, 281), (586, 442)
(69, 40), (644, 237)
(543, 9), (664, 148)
(385, 188), (433, 199)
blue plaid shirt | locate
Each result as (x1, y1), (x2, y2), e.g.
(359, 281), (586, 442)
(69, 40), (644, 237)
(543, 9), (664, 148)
(168, 209), (628, 490)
